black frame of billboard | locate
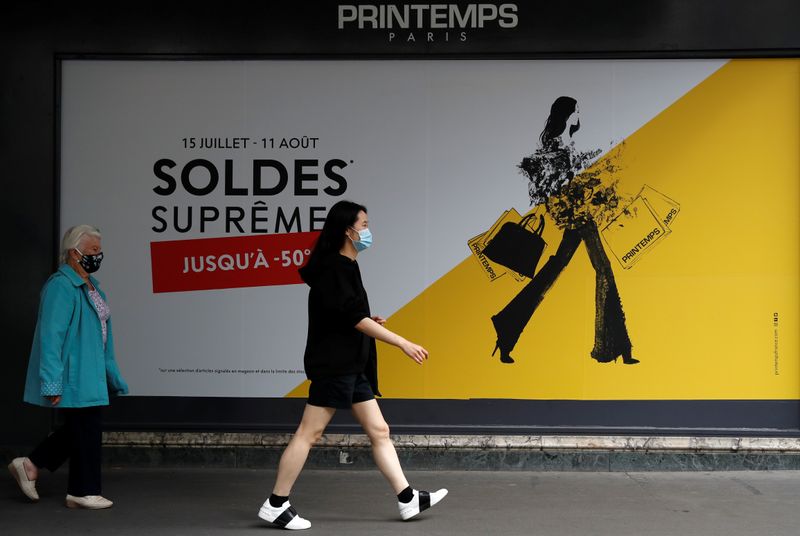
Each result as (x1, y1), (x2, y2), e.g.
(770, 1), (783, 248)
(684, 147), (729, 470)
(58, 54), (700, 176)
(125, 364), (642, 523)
(3, 0), (800, 453)
(54, 49), (800, 437)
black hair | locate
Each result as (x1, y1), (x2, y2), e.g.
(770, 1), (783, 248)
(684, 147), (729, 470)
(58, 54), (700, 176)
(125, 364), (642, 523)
(300, 200), (367, 274)
(539, 96), (579, 145)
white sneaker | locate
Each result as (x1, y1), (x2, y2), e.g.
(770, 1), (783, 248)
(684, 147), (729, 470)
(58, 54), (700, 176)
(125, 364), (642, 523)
(398, 488), (448, 521)
(258, 499), (311, 530)
(65, 495), (113, 509)
(8, 457), (39, 501)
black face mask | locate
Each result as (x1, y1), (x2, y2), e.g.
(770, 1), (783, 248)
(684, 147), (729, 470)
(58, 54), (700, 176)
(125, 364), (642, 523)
(76, 249), (104, 274)
(569, 119), (581, 137)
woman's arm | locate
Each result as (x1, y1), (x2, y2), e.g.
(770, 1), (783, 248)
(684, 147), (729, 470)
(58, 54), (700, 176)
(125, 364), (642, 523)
(38, 277), (75, 404)
(355, 317), (429, 365)
(103, 319), (129, 395)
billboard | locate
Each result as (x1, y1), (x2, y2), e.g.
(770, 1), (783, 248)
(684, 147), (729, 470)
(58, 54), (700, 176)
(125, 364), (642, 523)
(60, 59), (799, 402)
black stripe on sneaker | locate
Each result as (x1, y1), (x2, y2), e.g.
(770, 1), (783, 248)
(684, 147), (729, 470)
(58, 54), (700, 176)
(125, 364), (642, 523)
(274, 505), (298, 527)
(419, 491), (431, 512)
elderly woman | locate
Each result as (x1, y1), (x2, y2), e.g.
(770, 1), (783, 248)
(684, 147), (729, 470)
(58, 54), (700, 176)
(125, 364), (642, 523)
(8, 225), (128, 509)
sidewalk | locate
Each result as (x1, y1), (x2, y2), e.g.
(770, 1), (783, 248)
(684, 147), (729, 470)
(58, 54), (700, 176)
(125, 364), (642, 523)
(2, 468), (798, 535)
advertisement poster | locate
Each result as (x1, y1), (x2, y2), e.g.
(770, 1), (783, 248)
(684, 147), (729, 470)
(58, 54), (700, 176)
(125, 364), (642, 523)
(60, 59), (799, 401)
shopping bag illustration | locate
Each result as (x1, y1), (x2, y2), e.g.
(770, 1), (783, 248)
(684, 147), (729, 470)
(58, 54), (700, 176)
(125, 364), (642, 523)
(640, 185), (680, 229)
(482, 212), (547, 278)
(468, 209), (518, 281)
(601, 184), (681, 269)
(601, 196), (668, 269)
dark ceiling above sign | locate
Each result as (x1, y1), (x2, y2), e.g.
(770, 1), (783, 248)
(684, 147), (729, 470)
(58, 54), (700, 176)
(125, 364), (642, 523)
(3, 0), (799, 58)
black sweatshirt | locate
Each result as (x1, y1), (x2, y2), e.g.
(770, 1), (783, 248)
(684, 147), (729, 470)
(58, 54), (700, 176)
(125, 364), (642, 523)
(299, 253), (380, 395)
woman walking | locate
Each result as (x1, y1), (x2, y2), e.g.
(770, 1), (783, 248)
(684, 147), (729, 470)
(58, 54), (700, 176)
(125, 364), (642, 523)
(9, 225), (129, 509)
(258, 200), (447, 530)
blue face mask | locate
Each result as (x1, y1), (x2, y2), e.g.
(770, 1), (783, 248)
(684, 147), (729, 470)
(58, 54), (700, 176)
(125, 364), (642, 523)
(350, 227), (373, 252)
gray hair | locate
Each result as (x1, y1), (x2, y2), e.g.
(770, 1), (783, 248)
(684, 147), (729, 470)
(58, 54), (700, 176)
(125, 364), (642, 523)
(60, 225), (102, 264)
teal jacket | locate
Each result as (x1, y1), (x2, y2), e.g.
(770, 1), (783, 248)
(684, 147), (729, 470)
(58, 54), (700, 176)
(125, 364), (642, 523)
(23, 264), (129, 408)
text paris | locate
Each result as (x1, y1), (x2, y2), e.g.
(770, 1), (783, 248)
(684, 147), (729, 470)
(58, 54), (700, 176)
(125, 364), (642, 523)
(389, 31), (467, 42)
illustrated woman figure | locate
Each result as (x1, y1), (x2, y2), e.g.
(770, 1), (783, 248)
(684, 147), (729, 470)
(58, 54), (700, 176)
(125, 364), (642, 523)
(491, 96), (639, 366)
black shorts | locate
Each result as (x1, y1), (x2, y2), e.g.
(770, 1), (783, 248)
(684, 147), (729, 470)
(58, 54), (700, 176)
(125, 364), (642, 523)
(307, 373), (375, 409)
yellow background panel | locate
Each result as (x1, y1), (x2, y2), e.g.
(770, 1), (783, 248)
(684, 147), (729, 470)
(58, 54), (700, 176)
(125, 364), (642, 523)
(289, 59), (800, 401)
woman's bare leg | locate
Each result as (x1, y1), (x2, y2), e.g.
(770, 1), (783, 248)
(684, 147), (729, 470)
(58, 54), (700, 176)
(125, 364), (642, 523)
(272, 404), (336, 496)
(351, 399), (409, 493)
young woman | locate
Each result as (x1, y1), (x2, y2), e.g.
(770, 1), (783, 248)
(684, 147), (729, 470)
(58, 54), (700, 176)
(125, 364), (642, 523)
(258, 200), (447, 530)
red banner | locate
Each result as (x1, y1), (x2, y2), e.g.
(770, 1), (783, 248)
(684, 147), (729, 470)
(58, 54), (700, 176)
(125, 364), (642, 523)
(150, 232), (320, 293)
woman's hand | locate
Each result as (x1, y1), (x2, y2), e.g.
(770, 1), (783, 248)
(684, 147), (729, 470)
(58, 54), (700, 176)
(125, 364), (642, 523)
(355, 318), (429, 364)
(46, 395), (62, 406)
(399, 339), (429, 365)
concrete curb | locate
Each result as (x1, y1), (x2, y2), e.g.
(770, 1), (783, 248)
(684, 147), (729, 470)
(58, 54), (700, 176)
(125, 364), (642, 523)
(103, 432), (800, 452)
(94, 432), (800, 471)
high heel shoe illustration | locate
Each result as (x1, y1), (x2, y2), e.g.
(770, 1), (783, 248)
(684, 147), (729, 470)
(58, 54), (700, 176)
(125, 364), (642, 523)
(592, 350), (639, 365)
(608, 355), (640, 364)
(492, 342), (515, 364)
(620, 350), (639, 365)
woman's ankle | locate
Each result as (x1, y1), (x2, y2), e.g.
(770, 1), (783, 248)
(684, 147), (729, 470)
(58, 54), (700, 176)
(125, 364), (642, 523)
(23, 458), (39, 480)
